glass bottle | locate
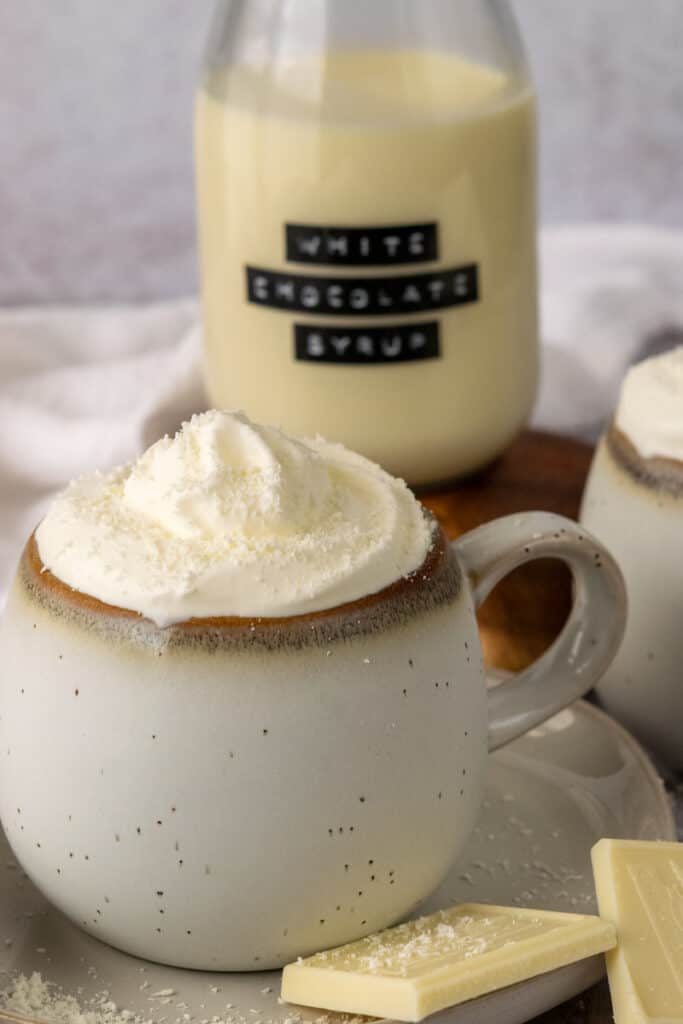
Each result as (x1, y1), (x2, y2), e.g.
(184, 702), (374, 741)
(196, 0), (537, 486)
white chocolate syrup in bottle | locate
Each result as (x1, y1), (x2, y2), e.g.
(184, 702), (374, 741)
(196, 1), (537, 485)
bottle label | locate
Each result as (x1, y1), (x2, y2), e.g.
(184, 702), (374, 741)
(244, 222), (479, 365)
(294, 322), (439, 364)
(285, 222), (438, 266)
(246, 265), (478, 316)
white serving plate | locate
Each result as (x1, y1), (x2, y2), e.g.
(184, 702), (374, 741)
(0, 700), (674, 1024)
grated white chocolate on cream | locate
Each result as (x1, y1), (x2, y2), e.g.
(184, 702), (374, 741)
(35, 410), (433, 626)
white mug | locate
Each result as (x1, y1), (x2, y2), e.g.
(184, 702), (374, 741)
(581, 424), (683, 771)
(0, 512), (625, 970)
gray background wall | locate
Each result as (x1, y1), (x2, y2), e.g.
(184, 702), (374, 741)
(0, 1), (681, 305)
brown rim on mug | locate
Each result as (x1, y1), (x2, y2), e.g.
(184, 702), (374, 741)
(19, 519), (463, 654)
(17, 506), (628, 752)
(607, 422), (683, 497)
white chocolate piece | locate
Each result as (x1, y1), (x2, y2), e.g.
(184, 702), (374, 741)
(592, 839), (683, 1024)
(281, 903), (616, 1022)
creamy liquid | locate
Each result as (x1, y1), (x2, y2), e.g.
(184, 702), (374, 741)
(196, 50), (537, 485)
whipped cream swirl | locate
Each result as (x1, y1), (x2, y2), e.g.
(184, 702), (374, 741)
(616, 346), (683, 461)
(36, 410), (433, 625)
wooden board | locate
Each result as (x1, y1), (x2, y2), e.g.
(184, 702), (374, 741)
(423, 430), (611, 1024)
(421, 430), (594, 672)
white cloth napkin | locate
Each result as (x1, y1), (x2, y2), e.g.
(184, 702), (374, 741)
(1, 224), (683, 610)
(536, 225), (683, 440)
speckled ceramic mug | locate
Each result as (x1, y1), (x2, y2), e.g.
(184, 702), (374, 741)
(0, 512), (625, 971)
(581, 424), (683, 771)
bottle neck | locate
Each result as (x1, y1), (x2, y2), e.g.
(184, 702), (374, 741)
(202, 0), (530, 83)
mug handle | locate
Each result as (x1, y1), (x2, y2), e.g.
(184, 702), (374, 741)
(453, 511), (627, 752)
